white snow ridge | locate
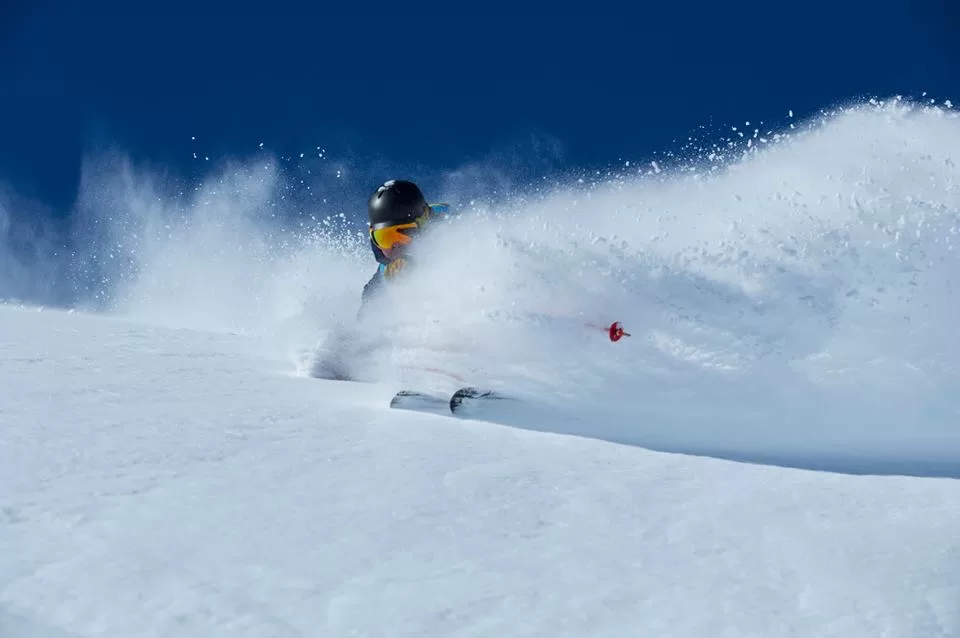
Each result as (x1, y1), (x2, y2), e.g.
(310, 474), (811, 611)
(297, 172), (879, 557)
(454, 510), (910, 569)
(2, 101), (960, 636)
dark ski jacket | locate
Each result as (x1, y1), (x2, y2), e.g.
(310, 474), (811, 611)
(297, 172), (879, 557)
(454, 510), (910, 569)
(359, 264), (387, 316)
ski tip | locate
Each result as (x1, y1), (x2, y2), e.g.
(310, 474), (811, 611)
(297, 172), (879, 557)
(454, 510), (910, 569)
(390, 390), (431, 408)
(389, 389), (452, 414)
(449, 386), (513, 413)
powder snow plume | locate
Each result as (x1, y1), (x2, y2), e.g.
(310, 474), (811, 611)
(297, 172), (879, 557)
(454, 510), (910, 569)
(2, 98), (959, 476)
(341, 99), (960, 476)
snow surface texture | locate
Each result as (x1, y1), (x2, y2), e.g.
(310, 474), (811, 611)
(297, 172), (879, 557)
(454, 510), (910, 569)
(1, 100), (960, 635)
(2, 304), (959, 637)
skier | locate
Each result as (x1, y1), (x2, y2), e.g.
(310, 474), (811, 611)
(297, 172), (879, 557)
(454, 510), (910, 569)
(360, 179), (447, 315)
(312, 178), (629, 383)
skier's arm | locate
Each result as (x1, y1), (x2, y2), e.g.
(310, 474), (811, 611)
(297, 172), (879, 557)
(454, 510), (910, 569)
(357, 269), (383, 320)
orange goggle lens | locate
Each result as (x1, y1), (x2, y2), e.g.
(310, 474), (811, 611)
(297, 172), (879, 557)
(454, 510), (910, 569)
(370, 222), (419, 256)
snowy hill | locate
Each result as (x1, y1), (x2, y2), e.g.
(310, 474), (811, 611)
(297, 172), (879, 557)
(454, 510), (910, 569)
(3, 101), (960, 636)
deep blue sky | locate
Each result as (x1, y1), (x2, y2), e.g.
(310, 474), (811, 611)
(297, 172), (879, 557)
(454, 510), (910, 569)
(2, 1), (959, 212)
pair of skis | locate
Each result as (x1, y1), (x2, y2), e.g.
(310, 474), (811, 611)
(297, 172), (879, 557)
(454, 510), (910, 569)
(387, 321), (631, 418)
(389, 386), (513, 417)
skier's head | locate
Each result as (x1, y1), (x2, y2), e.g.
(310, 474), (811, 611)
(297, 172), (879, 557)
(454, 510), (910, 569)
(368, 179), (428, 227)
(367, 179), (443, 265)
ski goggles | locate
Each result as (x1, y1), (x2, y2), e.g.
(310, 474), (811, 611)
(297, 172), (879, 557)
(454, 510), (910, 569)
(368, 203), (448, 259)
(370, 220), (420, 259)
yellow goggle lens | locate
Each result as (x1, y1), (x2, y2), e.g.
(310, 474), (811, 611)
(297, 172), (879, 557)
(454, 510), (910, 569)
(370, 222), (418, 252)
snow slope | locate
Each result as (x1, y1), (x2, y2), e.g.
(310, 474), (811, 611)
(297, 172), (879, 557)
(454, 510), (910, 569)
(2, 303), (960, 637)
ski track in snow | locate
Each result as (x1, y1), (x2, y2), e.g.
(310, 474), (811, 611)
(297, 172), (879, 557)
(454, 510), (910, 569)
(2, 101), (960, 635)
(1, 304), (959, 637)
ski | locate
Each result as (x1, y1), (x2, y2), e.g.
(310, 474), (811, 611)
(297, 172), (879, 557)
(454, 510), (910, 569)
(389, 386), (515, 418)
(388, 390), (451, 416)
(449, 386), (514, 417)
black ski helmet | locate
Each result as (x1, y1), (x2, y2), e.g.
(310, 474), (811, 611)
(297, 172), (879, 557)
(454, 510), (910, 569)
(367, 179), (428, 226)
